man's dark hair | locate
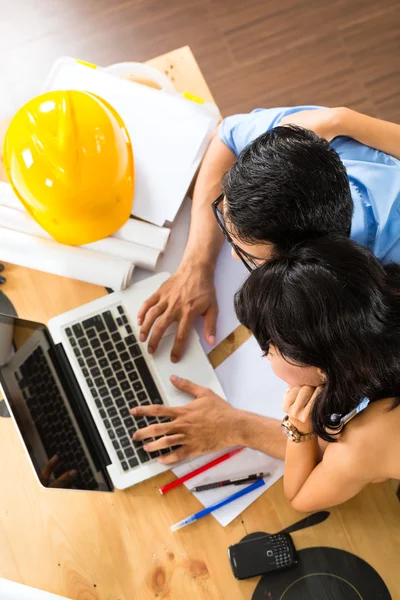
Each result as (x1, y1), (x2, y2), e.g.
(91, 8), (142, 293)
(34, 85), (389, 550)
(222, 125), (353, 251)
(234, 234), (400, 442)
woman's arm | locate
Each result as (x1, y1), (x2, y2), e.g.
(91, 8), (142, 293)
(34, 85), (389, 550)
(282, 386), (368, 512)
(281, 107), (400, 160)
(286, 441), (367, 512)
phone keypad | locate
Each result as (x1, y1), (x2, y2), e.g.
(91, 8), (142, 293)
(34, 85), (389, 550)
(271, 535), (293, 568)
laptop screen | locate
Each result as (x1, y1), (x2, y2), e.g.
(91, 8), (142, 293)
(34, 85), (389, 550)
(0, 314), (111, 491)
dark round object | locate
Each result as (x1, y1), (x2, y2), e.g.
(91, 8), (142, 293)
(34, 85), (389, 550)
(252, 547), (391, 600)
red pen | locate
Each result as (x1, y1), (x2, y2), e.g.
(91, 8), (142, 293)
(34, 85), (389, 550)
(159, 447), (244, 495)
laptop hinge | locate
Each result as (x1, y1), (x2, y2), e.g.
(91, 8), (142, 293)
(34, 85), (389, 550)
(50, 342), (113, 491)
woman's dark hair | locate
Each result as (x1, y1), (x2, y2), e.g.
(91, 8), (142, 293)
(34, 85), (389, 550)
(234, 233), (400, 442)
(222, 125), (353, 251)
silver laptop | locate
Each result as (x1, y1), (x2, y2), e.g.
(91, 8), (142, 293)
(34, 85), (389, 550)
(0, 273), (225, 491)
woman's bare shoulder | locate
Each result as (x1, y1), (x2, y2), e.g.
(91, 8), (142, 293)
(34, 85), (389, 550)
(324, 399), (400, 480)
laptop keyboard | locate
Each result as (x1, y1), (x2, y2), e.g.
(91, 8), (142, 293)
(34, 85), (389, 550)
(65, 305), (168, 472)
(16, 346), (98, 490)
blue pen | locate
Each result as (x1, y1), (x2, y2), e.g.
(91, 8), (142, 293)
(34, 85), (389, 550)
(170, 477), (266, 531)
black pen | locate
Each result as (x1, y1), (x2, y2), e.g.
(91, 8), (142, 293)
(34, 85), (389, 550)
(190, 472), (270, 492)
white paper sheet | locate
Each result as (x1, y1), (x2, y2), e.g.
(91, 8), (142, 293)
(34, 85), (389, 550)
(173, 335), (286, 526)
(44, 58), (218, 226)
(217, 335), (287, 421)
(132, 196), (247, 350)
(173, 449), (284, 527)
(197, 241), (247, 353)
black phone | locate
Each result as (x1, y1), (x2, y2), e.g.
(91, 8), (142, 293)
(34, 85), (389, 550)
(228, 532), (297, 580)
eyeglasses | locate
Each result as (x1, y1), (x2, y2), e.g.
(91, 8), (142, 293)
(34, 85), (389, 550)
(212, 194), (261, 272)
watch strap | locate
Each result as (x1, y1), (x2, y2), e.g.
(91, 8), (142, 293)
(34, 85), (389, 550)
(281, 415), (315, 442)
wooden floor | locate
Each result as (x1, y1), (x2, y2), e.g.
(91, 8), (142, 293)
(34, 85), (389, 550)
(0, 0), (399, 121)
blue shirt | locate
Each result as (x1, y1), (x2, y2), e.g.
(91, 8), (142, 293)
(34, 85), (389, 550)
(219, 106), (400, 264)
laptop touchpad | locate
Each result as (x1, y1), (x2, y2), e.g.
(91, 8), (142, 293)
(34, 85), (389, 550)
(154, 330), (222, 407)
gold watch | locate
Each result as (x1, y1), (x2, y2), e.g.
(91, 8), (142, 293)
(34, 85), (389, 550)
(281, 415), (315, 443)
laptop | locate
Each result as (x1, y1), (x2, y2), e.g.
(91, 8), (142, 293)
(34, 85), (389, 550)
(0, 273), (225, 491)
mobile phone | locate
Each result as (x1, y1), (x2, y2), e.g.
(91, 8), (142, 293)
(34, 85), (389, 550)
(228, 532), (297, 580)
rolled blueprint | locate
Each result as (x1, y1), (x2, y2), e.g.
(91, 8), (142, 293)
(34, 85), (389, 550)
(0, 181), (170, 253)
(0, 227), (134, 290)
(114, 217), (170, 252)
(0, 205), (160, 270)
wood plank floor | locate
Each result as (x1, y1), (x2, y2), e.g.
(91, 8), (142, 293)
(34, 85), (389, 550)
(0, 0), (399, 120)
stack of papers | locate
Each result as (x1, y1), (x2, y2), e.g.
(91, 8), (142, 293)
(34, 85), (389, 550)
(43, 58), (219, 226)
(0, 182), (172, 290)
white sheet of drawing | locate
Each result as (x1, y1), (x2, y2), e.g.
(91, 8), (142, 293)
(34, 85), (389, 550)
(217, 335), (287, 421)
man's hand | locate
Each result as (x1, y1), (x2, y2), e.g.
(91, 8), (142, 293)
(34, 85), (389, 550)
(39, 455), (77, 489)
(282, 385), (323, 433)
(280, 108), (342, 142)
(131, 375), (241, 464)
(137, 263), (218, 362)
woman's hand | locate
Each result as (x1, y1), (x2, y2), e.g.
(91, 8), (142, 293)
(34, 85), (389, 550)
(131, 376), (241, 464)
(280, 108), (344, 141)
(282, 385), (323, 433)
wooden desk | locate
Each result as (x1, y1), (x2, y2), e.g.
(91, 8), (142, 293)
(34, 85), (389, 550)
(0, 47), (399, 600)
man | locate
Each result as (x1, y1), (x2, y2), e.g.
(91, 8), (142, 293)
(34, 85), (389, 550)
(131, 106), (400, 464)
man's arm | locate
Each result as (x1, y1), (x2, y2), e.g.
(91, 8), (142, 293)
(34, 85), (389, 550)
(281, 107), (400, 160)
(137, 132), (236, 361)
(131, 377), (287, 463)
(183, 131), (235, 265)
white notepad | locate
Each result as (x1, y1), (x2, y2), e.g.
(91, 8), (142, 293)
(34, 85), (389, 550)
(43, 58), (218, 226)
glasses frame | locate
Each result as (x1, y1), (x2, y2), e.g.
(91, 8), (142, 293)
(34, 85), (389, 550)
(212, 194), (258, 272)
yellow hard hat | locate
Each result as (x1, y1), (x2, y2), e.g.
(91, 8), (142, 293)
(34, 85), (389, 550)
(3, 90), (134, 245)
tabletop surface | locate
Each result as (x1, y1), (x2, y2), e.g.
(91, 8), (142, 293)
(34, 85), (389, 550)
(0, 46), (399, 600)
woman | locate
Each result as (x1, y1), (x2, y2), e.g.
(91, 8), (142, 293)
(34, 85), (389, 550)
(234, 233), (400, 511)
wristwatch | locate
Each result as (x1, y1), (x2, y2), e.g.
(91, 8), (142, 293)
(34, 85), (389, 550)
(281, 415), (315, 443)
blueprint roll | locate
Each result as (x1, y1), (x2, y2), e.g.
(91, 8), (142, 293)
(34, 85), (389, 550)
(0, 227), (134, 290)
(0, 204), (160, 271)
(113, 217), (170, 252)
(0, 182), (170, 253)
(87, 237), (159, 270)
